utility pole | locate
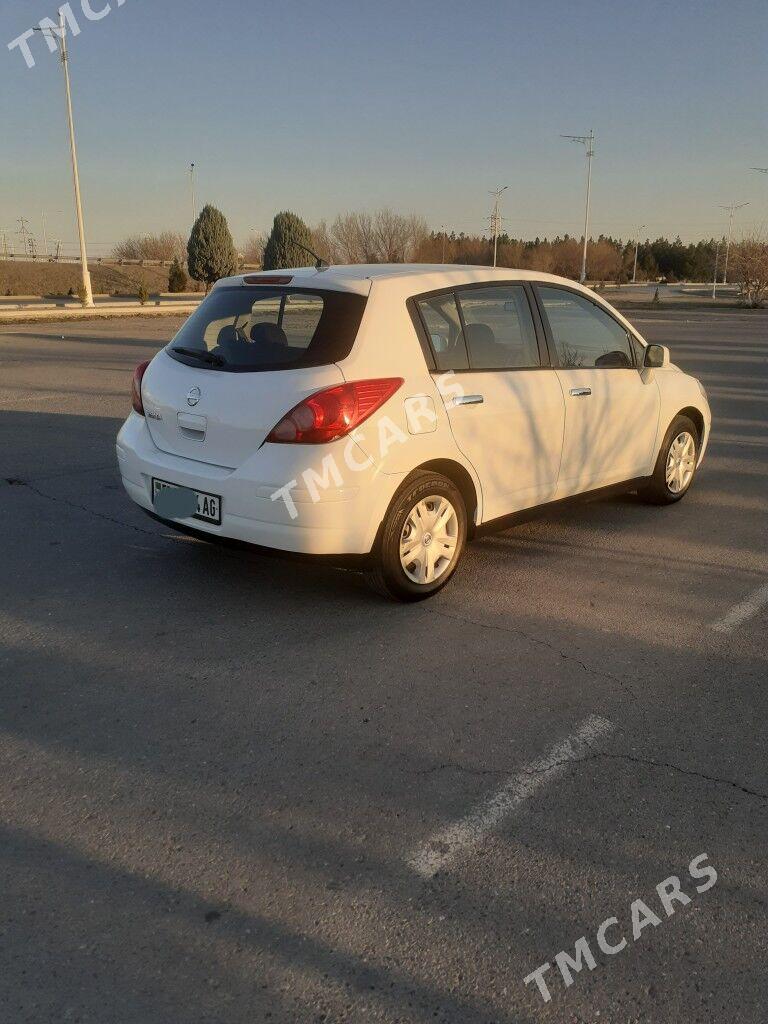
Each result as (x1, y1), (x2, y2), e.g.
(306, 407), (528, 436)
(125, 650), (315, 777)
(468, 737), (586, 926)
(190, 163), (197, 225)
(441, 225), (446, 264)
(35, 14), (93, 305)
(561, 129), (595, 283)
(41, 212), (48, 257)
(632, 224), (646, 284)
(712, 240), (721, 300)
(719, 202), (749, 284)
(488, 186), (508, 268)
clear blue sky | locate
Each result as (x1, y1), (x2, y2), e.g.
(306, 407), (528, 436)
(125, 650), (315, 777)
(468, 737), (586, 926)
(1, 0), (767, 255)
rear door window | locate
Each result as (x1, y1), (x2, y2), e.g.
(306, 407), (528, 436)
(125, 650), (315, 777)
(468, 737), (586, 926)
(168, 286), (366, 372)
(457, 285), (540, 369)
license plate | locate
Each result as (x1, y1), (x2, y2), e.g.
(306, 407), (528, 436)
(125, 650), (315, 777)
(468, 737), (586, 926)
(152, 478), (222, 525)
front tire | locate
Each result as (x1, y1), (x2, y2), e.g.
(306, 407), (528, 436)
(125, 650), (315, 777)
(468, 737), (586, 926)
(638, 415), (699, 505)
(365, 472), (467, 602)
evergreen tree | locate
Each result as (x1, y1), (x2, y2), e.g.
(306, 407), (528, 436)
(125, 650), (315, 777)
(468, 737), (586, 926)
(168, 256), (188, 293)
(187, 205), (238, 292)
(262, 211), (314, 270)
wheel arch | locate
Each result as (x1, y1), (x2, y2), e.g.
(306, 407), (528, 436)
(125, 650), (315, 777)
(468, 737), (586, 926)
(368, 458), (481, 558)
(413, 459), (480, 539)
(677, 406), (705, 444)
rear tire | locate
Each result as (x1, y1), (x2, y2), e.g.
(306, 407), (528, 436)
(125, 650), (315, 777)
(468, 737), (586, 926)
(364, 472), (467, 602)
(637, 415), (699, 505)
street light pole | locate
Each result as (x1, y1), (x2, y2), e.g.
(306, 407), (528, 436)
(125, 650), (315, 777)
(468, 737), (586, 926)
(36, 16), (93, 303)
(190, 163), (197, 225)
(561, 129), (595, 283)
(57, 12), (93, 304)
(632, 224), (646, 284)
(719, 201), (749, 285)
(712, 240), (721, 300)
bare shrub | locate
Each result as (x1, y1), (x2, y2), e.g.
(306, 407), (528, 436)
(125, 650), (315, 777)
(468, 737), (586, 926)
(113, 232), (186, 262)
(731, 236), (768, 307)
(242, 232), (267, 267)
(316, 210), (428, 265)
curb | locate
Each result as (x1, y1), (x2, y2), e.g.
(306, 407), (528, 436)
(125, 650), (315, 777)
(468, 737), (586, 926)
(0, 303), (201, 326)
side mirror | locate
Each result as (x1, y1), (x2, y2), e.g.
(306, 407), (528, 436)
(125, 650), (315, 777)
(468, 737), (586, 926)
(644, 344), (668, 368)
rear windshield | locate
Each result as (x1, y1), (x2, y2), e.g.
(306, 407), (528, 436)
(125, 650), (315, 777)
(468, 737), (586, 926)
(167, 286), (367, 372)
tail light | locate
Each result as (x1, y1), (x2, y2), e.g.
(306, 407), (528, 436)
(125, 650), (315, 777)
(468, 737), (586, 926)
(131, 361), (150, 416)
(266, 378), (404, 444)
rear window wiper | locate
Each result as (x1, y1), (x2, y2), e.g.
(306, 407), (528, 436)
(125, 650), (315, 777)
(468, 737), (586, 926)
(171, 346), (227, 367)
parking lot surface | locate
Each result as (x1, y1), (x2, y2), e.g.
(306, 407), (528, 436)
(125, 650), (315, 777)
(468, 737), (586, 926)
(1, 309), (766, 1023)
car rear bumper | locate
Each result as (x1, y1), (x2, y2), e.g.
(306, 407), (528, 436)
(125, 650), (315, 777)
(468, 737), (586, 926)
(116, 412), (404, 556)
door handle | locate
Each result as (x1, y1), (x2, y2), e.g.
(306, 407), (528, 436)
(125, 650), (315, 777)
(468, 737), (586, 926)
(569, 387), (592, 397)
(453, 394), (484, 406)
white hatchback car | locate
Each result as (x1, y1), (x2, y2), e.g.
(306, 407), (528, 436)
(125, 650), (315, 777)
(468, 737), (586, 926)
(117, 265), (710, 600)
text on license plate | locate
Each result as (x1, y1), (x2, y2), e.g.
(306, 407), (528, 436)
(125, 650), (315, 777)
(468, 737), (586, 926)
(152, 478), (222, 525)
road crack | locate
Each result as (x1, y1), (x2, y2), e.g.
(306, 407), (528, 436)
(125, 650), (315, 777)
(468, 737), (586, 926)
(414, 750), (768, 803)
(3, 476), (159, 537)
(424, 606), (638, 697)
(592, 751), (768, 802)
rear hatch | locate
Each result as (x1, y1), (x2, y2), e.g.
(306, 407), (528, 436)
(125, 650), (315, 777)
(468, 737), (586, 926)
(141, 281), (368, 469)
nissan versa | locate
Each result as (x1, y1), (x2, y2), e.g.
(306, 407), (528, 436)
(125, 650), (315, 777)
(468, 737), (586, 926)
(117, 265), (711, 601)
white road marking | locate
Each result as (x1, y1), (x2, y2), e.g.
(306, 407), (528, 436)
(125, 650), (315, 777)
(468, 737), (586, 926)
(408, 715), (615, 879)
(711, 582), (768, 634)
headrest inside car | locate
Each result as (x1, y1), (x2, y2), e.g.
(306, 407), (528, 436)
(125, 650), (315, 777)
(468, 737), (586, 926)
(250, 322), (288, 346)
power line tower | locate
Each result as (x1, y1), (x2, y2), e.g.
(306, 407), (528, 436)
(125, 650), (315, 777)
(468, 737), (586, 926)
(488, 186), (509, 268)
(16, 217), (35, 258)
(0, 228), (10, 258)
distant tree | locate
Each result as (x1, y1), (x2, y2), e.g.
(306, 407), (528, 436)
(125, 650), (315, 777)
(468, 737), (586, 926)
(242, 232), (268, 267)
(312, 220), (335, 263)
(373, 209), (428, 262)
(137, 282), (150, 306)
(318, 210), (427, 265)
(187, 205), (238, 292)
(263, 212), (315, 270)
(731, 236), (768, 307)
(113, 232), (186, 262)
(168, 257), (187, 293)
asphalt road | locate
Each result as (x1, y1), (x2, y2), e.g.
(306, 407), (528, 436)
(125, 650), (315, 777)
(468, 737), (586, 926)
(0, 310), (766, 1023)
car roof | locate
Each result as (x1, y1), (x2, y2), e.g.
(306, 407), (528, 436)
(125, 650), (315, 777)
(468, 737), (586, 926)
(217, 264), (587, 297)
(213, 264), (647, 345)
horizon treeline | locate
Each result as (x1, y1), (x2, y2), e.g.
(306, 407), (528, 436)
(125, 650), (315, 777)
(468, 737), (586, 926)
(112, 215), (730, 283)
(415, 231), (723, 283)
